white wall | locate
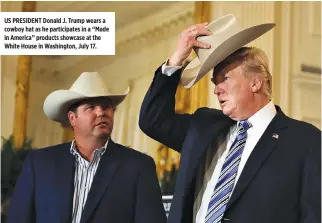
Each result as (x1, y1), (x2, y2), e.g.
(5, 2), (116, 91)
(290, 2), (321, 129)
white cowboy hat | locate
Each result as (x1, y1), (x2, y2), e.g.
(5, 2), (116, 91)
(43, 72), (129, 125)
(180, 14), (276, 88)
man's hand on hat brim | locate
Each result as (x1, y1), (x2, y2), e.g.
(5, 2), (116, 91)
(168, 23), (212, 67)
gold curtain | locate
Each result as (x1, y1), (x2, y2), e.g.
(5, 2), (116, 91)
(13, 1), (36, 149)
(156, 2), (210, 186)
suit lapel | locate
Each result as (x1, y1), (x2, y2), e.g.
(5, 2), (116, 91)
(80, 140), (121, 223)
(227, 108), (288, 209)
(55, 143), (75, 222)
(171, 111), (234, 222)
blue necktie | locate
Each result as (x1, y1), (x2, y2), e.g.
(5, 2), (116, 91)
(205, 120), (252, 223)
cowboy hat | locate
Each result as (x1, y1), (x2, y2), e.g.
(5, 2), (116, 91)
(43, 72), (129, 125)
(180, 14), (275, 88)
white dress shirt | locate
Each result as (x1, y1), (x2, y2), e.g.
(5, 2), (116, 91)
(161, 62), (277, 223)
(70, 139), (109, 223)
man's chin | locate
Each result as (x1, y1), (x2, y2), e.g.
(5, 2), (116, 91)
(94, 129), (112, 138)
(222, 108), (231, 116)
(222, 108), (235, 119)
(223, 109), (241, 121)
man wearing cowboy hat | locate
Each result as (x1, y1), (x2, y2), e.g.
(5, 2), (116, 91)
(139, 15), (320, 223)
(8, 72), (166, 223)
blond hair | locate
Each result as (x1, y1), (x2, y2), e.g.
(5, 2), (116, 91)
(214, 47), (272, 98)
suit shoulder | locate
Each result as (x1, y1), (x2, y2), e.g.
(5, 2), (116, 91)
(193, 107), (232, 123)
(28, 142), (71, 158)
(286, 116), (321, 138)
(194, 107), (222, 115)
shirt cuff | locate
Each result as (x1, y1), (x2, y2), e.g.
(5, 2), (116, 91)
(161, 59), (183, 76)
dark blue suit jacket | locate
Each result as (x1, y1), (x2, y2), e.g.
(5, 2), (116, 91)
(8, 140), (166, 223)
(139, 65), (321, 223)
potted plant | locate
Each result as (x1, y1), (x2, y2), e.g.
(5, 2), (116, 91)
(1, 135), (34, 222)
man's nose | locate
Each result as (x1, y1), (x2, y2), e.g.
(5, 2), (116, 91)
(95, 106), (114, 117)
(214, 85), (223, 95)
(95, 106), (105, 115)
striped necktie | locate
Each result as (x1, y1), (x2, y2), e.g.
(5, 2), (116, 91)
(205, 120), (252, 223)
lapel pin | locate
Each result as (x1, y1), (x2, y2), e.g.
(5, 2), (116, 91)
(272, 133), (279, 139)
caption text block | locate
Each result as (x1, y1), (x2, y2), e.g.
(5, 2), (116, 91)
(0, 12), (115, 55)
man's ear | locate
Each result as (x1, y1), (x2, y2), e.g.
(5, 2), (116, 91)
(251, 75), (263, 93)
(68, 111), (76, 126)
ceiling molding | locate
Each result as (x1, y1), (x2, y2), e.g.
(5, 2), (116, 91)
(116, 2), (194, 47)
(36, 1), (93, 12)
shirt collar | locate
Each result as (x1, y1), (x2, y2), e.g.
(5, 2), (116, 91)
(238, 101), (277, 129)
(70, 138), (109, 158)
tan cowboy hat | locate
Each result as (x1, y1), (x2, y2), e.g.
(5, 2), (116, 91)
(43, 72), (129, 125)
(180, 14), (275, 88)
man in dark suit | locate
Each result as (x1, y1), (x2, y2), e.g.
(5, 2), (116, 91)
(8, 72), (166, 223)
(139, 15), (321, 223)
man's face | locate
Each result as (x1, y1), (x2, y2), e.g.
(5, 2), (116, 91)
(213, 61), (254, 120)
(68, 97), (115, 139)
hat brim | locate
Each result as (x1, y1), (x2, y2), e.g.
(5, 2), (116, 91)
(181, 23), (275, 88)
(43, 88), (129, 125)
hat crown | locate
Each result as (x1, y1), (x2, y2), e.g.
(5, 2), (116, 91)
(70, 72), (109, 97)
(195, 14), (241, 63)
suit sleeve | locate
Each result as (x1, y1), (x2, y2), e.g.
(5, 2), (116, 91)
(300, 128), (321, 223)
(139, 65), (191, 152)
(134, 156), (166, 223)
(7, 153), (36, 223)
